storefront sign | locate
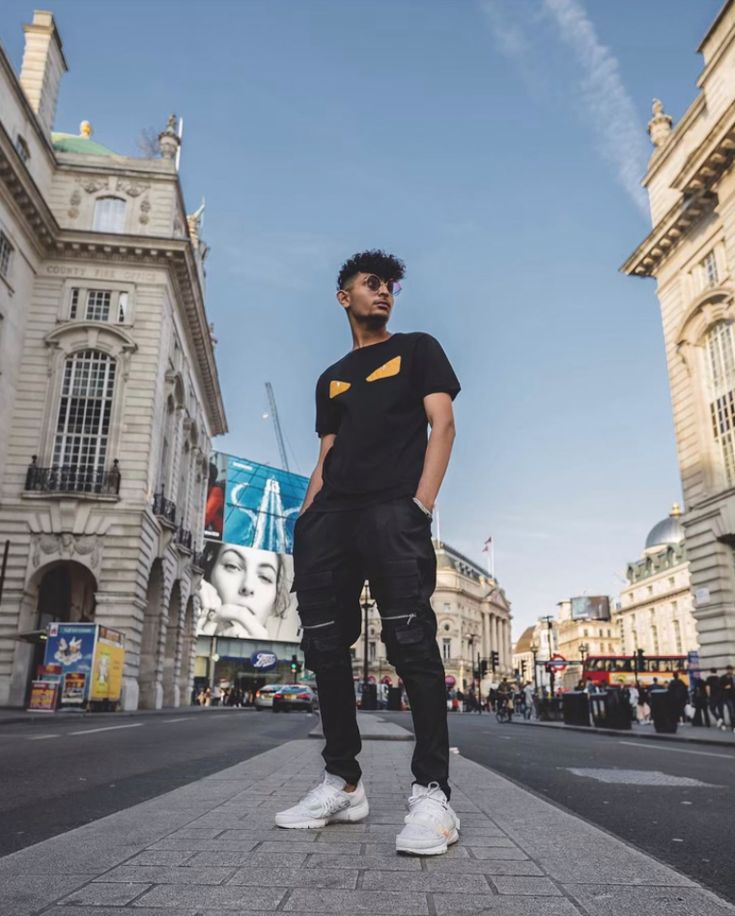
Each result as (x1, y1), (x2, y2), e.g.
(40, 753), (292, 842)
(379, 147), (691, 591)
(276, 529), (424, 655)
(250, 651), (278, 671)
(28, 680), (59, 712)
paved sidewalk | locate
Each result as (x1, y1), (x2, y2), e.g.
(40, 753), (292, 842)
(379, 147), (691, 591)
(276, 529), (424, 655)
(515, 717), (735, 746)
(0, 716), (733, 916)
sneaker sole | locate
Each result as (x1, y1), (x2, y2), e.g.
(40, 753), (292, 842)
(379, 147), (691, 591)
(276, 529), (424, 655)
(275, 797), (369, 829)
(396, 827), (460, 856)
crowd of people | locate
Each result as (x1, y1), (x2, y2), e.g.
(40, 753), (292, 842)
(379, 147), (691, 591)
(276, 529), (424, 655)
(192, 684), (255, 707)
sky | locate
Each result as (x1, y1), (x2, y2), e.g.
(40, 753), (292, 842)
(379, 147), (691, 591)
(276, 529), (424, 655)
(0, 0), (724, 639)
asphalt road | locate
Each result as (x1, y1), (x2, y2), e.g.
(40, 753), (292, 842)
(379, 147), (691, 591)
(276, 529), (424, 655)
(0, 708), (314, 857)
(380, 709), (735, 903)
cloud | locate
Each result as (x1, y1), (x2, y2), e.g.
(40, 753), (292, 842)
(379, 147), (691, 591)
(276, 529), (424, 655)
(542, 0), (649, 216)
(480, 0), (649, 217)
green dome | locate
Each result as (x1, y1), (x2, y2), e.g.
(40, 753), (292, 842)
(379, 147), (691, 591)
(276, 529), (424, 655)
(52, 133), (119, 157)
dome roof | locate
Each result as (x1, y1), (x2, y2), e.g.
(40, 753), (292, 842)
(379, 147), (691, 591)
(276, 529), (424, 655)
(644, 503), (684, 553)
(52, 122), (119, 158)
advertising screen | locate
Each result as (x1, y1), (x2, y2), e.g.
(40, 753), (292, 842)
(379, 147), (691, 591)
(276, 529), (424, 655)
(570, 596), (611, 620)
(197, 452), (308, 643)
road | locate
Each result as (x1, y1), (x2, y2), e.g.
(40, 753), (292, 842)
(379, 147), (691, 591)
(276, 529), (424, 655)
(0, 709), (314, 857)
(380, 709), (735, 903)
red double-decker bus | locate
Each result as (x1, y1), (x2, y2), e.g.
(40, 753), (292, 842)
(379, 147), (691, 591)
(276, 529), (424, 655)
(582, 654), (688, 687)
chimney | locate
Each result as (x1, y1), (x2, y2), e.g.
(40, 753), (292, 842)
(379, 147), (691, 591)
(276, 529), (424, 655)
(19, 10), (68, 136)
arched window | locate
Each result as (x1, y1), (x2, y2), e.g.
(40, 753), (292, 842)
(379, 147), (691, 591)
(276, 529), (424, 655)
(93, 196), (126, 233)
(706, 320), (735, 486)
(53, 350), (116, 473)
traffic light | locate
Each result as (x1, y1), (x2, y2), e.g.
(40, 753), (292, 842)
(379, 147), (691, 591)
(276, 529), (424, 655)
(480, 659), (488, 678)
(290, 654), (302, 677)
(491, 650), (499, 672)
(520, 659), (527, 678)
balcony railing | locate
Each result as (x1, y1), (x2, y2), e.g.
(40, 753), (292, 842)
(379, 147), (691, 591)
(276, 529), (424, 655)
(25, 457), (121, 496)
(152, 490), (176, 525)
(175, 526), (192, 550)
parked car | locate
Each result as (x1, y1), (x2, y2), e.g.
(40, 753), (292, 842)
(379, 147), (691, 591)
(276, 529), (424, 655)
(254, 684), (283, 711)
(272, 684), (318, 713)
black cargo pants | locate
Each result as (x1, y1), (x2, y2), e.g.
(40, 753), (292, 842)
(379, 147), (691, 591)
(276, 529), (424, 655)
(292, 495), (450, 799)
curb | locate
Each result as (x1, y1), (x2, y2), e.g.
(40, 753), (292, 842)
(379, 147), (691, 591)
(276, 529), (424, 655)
(0, 706), (256, 727)
(513, 717), (735, 749)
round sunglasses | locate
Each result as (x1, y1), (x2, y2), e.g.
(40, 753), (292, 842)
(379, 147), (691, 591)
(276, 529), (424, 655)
(348, 274), (402, 297)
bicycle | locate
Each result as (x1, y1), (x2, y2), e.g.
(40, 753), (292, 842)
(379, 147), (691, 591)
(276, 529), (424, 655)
(495, 699), (513, 724)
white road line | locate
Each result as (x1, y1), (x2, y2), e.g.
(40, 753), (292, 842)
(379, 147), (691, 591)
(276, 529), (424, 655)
(618, 740), (734, 760)
(497, 736), (513, 740)
(69, 723), (144, 736)
(28, 734), (60, 740)
(163, 717), (193, 723)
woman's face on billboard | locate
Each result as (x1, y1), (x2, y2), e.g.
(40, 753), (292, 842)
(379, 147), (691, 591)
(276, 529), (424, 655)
(210, 546), (278, 624)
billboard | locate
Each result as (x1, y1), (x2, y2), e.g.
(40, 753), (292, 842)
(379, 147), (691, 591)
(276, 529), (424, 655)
(570, 596), (611, 621)
(198, 452), (308, 643)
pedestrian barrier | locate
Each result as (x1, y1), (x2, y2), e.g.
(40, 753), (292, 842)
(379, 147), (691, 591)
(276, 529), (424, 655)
(562, 690), (591, 726)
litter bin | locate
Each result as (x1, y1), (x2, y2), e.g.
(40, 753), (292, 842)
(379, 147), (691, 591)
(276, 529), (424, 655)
(361, 682), (378, 710)
(562, 691), (590, 726)
(649, 688), (678, 734)
(387, 686), (403, 711)
(603, 686), (632, 730)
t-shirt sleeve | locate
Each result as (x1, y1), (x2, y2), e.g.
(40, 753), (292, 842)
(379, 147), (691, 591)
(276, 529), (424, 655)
(413, 334), (461, 401)
(315, 374), (341, 437)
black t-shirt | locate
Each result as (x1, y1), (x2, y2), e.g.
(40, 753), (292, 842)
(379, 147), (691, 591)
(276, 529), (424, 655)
(706, 675), (721, 699)
(311, 331), (460, 511)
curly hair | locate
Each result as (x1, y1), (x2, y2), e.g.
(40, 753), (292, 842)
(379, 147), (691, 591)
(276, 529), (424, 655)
(337, 249), (406, 291)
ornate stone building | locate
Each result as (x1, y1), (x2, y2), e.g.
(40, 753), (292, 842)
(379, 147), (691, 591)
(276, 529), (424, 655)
(353, 539), (513, 692)
(623, 1), (735, 667)
(615, 505), (698, 659)
(0, 12), (226, 708)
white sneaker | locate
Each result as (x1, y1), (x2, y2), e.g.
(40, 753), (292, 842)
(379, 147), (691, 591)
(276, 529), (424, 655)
(396, 782), (460, 855)
(275, 773), (369, 829)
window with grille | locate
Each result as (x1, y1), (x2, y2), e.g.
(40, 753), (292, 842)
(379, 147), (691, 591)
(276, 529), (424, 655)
(706, 320), (735, 486)
(703, 250), (719, 288)
(85, 289), (112, 321)
(93, 197), (126, 232)
(53, 350), (116, 473)
(0, 232), (13, 278)
(68, 287), (130, 323)
(442, 638), (451, 661)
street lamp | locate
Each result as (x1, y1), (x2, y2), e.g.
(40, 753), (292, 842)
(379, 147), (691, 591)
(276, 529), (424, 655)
(579, 642), (589, 666)
(530, 638), (539, 691)
(360, 582), (374, 701)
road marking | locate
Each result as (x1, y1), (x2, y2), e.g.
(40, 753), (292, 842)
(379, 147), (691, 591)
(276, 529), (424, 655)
(69, 723), (144, 736)
(163, 717), (193, 723)
(497, 736), (513, 740)
(618, 740), (734, 760)
(28, 734), (60, 740)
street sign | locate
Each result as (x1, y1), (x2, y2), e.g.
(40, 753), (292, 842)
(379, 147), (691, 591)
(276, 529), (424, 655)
(546, 654), (568, 672)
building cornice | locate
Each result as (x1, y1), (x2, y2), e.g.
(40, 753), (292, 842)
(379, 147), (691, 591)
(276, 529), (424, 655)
(623, 102), (735, 279)
(0, 129), (227, 436)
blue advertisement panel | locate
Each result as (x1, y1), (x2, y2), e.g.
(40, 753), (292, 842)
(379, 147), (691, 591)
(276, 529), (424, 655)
(223, 454), (308, 554)
(44, 623), (97, 703)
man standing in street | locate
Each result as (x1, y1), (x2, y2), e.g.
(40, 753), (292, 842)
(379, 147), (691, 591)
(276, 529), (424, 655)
(275, 250), (461, 856)
(706, 668), (723, 727)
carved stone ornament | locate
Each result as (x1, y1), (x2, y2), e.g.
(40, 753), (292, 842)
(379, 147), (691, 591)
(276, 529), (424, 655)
(30, 533), (103, 570)
(139, 197), (151, 225)
(70, 189), (81, 206)
(116, 177), (150, 197)
(648, 98), (673, 148)
(78, 176), (109, 194)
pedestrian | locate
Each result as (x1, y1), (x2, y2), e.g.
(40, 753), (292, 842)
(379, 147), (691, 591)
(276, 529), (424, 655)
(274, 250), (461, 856)
(667, 670), (689, 723)
(706, 668), (723, 727)
(719, 665), (735, 732)
(691, 674), (710, 727)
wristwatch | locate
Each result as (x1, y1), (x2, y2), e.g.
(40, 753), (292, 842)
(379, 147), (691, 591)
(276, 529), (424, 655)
(412, 496), (433, 520)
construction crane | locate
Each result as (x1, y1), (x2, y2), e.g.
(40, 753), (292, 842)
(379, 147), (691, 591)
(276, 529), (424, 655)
(265, 382), (290, 472)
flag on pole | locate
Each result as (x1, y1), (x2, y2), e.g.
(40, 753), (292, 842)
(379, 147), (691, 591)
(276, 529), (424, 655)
(482, 536), (492, 553)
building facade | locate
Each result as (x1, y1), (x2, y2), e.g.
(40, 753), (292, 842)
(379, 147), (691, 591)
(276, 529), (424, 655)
(353, 539), (513, 693)
(0, 12), (226, 708)
(615, 505), (698, 659)
(623, 1), (735, 667)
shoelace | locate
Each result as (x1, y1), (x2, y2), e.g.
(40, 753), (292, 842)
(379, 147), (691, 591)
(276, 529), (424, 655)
(302, 779), (348, 815)
(407, 785), (449, 826)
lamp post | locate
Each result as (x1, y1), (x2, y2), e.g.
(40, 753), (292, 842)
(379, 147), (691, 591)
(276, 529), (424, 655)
(360, 582), (373, 700)
(530, 638), (539, 692)
(579, 642), (589, 666)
